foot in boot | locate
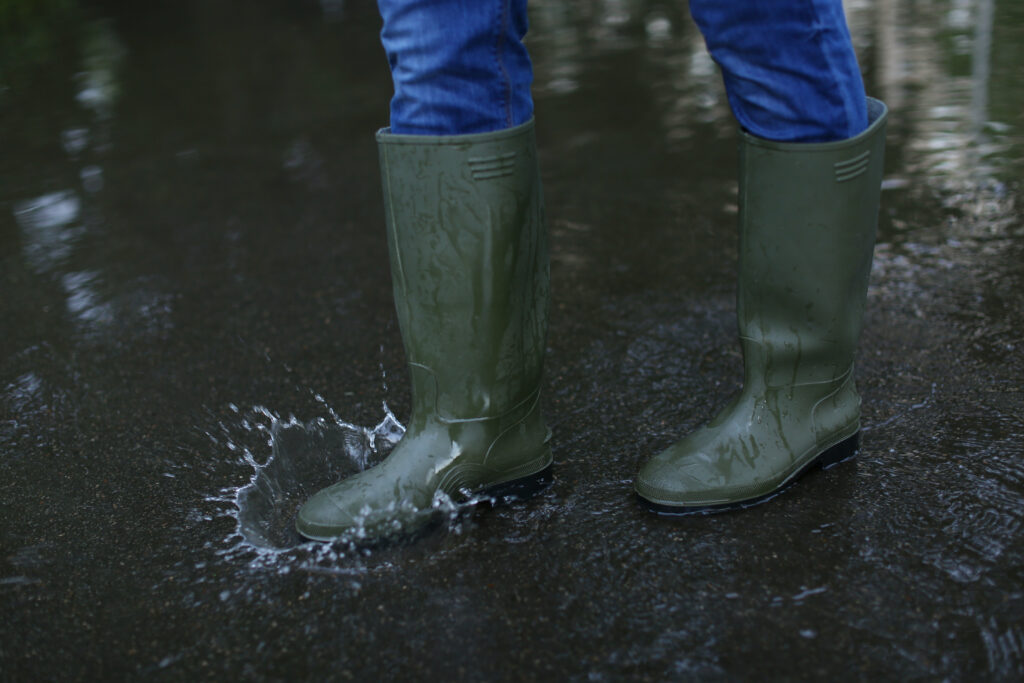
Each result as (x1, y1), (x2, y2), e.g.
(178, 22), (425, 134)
(296, 119), (552, 541)
(635, 373), (861, 511)
(296, 397), (552, 541)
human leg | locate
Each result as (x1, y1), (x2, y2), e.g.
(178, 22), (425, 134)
(378, 0), (534, 135)
(296, 1), (550, 541)
(688, 0), (868, 142)
(635, 2), (886, 510)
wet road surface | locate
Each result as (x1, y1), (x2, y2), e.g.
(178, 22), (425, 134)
(2, 0), (1023, 678)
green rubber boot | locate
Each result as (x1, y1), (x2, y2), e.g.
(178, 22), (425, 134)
(296, 120), (552, 541)
(636, 98), (888, 511)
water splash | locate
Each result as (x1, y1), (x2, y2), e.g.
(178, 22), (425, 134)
(197, 398), (395, 563)
(197, 395), (504, 573)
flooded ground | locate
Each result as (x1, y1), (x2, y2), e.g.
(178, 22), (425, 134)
(2, 0), (1023, 678)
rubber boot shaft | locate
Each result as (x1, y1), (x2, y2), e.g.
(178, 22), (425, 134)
(738, 98), (888, 388)
(296, 120), (552, 541)
(379, 122), (548, 424)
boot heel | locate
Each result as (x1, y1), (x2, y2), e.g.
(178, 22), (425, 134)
(481, 464), (553, 504)
(818, 432), (860, 469)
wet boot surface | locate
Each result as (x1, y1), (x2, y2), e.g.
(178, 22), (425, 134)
(2, 1), (1023, 679)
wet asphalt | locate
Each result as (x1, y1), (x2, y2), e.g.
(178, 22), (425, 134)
(2, 0), (1023, 679)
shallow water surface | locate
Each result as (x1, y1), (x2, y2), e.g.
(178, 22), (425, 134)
(2, 0), (1023, 678)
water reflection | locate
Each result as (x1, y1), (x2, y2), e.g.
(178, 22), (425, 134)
(14, 191), (84, 274)
(4, 15), (180, 342)
(529, 2), (584, 95)
(75, 20), (124, 120)
(873, 0), (1019, 184)
(644, 11), (672, 44)
(969, 0), (995, 146)
(60, 270), (112, 324)
(531, 0), (1021, 183)
(530, 0), (729, 143)
(61, 127), (90, 156)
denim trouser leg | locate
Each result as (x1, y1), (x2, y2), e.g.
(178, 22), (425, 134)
(377, 0), (867, 142)
(377, 0), (534, 135)
(688, 0), (868, 142)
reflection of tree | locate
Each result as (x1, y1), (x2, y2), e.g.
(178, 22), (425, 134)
(5, 14), (125, 344)
(863, 0), (1021, 183)
(862, 0), (1021, 339)
(0, 0), (79, 89)
(989, 2), (1024, 159)
(529, 0), (731, 148)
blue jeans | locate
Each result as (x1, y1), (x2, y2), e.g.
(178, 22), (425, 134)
(377, 0), (867, 142)
(378, 0), (534, 135)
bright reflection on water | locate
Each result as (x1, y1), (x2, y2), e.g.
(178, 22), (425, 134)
(74, 20), (124, 119)
(14, 191), (84, 274)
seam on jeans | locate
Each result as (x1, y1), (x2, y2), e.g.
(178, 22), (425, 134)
(808, 0), (859, 139)
(495, 0), (513, 128)
(717, 2), (859, 142)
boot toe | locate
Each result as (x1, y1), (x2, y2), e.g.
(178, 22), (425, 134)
(295, 486), (361, 542)
(635, 450), (731, 507)
(296, 472), (437, 542)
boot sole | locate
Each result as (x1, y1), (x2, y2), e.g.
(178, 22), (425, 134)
(639, 432), (860, 516)
(298, 464), (555, 545)
(477, 463), (554, 505)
